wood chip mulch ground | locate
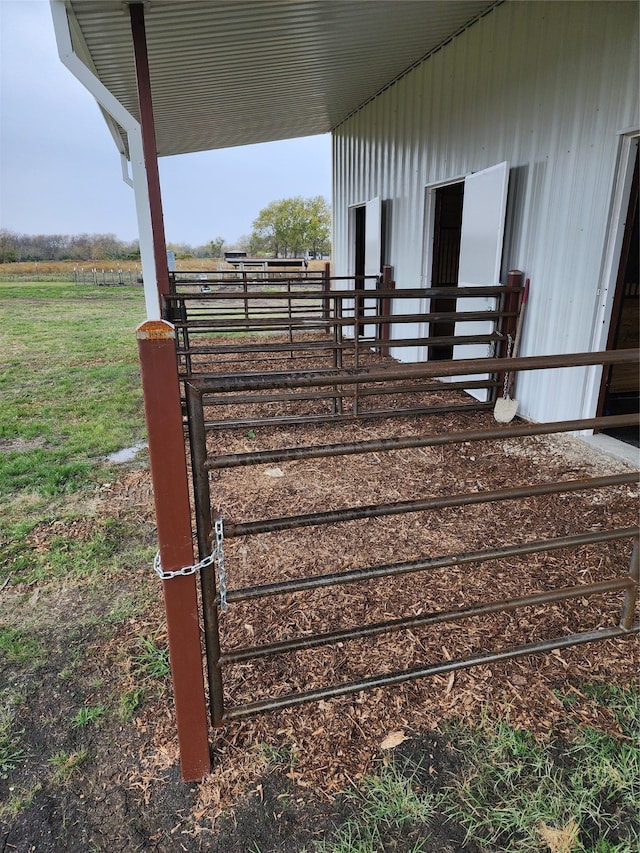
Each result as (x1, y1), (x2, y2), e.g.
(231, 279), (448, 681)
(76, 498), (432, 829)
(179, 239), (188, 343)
(112, 339), (639, 822)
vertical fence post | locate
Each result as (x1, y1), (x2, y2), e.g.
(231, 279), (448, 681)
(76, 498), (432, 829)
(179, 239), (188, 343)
(242, 270), (249, 322)
(379, 265), (395, 358)
(620, 538), (639, 630)
(495, 270), (523, 400)
(323, 261), (331, 322)
(136, 319), (211, 781)
(185, 381), (225, 727)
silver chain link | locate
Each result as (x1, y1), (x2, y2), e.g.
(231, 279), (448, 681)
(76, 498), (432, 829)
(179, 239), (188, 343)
(153, 550), (215, 580)
(213, 517), (228, 613)
(153, 518), (227, 614)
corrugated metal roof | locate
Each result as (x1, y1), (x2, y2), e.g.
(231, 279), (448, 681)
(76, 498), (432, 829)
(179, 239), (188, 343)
(63, 0), (496, 157)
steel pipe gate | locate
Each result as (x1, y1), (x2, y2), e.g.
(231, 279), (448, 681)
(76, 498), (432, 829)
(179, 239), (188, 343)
(184, 348), (639, 727)
(165, 267), (526, 426)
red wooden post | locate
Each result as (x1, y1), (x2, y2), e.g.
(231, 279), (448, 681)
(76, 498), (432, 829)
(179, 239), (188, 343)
(137, 320), (210, 781)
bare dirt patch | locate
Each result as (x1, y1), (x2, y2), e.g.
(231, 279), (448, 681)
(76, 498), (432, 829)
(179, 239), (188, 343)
(0, 437), (47, 454)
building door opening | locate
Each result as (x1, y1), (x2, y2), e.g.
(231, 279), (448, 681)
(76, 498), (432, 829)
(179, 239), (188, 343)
(429, 181), (464, 359)
(422, 161), (509, 401)
(354, 205), (366, 335)
(598, 140), (639, 447)
(349, 197), (382, 339)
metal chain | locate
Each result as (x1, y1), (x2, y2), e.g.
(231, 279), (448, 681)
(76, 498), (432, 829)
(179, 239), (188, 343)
(152, 517), (228, 613)
(153, 550), (215, 581)
(214, 517), (228, 613)
(502, 334), (513, 398)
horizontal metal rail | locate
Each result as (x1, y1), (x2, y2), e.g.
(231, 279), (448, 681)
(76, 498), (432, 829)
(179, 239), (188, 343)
(166, 284), (515, 300)
(223, 473), (637, 538)
(207, 413), (638, 469)
(180, 338), (336, 356)
(172, 309), (513, 330)
(184, 332), (502, 355)
(189, 348), (639, 394)
(218, 527), (639, 604)
(201, 378), (494, 410)
(203, 400), (493, 431)
(221, 625), (639, 721)
(168, 282), (508, 293)
(220, 575), (637, 663)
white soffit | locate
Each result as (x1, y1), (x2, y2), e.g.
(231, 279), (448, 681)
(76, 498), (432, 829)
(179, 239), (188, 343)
(63, 0), (496, 157)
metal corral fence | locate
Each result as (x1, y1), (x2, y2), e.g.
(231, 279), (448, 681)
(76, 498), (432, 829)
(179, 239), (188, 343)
(166, 266), (523, 426)
(164, 268), (639, 726)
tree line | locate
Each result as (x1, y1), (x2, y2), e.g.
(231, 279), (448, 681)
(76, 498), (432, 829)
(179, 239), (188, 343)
(0, 196), (331, 264)
(247, 196), (331, 258)
(0, 230), (207, 264)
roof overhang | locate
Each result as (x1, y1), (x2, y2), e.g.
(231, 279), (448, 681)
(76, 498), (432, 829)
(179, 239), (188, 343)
(59, 0), (498, 159)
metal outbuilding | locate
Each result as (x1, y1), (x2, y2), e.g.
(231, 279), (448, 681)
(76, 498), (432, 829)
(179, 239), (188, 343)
(331, 0), (639, 426)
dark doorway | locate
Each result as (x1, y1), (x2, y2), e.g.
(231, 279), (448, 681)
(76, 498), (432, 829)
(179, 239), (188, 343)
(429, 181), (464, 359)
(354, 205), (366, 335)
(599, 141), (639, 447)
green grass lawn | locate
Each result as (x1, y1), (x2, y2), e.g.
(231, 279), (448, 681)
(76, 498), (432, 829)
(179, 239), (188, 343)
(0, 281), (149, 585)
(0, 281), (146, 492)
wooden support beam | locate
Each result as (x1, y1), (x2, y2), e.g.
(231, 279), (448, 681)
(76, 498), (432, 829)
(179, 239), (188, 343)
(137, 321), (211, 781)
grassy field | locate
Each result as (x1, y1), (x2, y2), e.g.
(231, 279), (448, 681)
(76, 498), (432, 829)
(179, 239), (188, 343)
(0, 281), (638, 852)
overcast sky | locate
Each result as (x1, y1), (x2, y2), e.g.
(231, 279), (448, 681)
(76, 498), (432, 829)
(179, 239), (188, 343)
(0, 0), (332, 247)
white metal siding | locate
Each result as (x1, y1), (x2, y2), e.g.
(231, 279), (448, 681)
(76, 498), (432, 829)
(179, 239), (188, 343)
(332, 0), (639, 423)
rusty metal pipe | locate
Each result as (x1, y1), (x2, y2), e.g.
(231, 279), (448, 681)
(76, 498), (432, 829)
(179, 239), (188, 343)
(207, 414), (639, 469)
(165, 284), (514, 300)
(221, 625), (638, 720)
(620, 539), (639, 631)
(189, 349), (639, 394)
(223, 473), (637, 538)
(185, 382), (225, 727)
(203, 400), (492, 431)
(173, 309), (512, 329)
(200, 378), (494, 409)
(220, 576), (635, 663)
(219, 527), (638, 603)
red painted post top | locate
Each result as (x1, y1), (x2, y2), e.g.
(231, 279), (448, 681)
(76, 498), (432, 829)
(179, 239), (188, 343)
(136, 319), (175, 340)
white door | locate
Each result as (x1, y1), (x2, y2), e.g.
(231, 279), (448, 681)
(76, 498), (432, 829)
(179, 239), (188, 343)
(362, 196), (381, 338)
(345, 197), (381, 339)
(454, 161), (509, 400)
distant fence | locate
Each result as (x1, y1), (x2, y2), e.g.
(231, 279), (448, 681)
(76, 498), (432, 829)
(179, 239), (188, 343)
(73, 267), (141, 286)
(0, 267), (142, 284)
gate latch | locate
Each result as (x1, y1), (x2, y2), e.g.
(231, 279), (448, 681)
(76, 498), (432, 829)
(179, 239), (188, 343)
(152, 517), (227, 612)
